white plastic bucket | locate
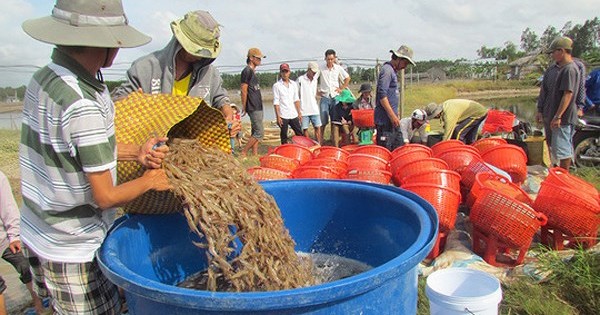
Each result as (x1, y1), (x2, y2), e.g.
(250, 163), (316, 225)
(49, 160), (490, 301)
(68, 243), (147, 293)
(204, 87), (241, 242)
(426, 268), (502, 315)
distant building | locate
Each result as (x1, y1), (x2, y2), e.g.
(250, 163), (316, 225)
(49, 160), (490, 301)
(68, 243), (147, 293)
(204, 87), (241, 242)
(5, 91), (19, 103)
(509, 50), (544, 80)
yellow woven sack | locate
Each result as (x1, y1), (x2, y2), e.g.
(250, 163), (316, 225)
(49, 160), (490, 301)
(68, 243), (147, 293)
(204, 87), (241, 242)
(114, 92), (230, 214)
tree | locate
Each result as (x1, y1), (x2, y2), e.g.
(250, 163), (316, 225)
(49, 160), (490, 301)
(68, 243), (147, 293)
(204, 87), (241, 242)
(477, 46), (501, 59)
(540, 25), (560, 51)
(564, 17), (600, 58)
(520, 27), (540, 53)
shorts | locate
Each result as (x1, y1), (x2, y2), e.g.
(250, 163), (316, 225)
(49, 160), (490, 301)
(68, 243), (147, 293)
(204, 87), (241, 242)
(551, 124), (575, 160)
(301, 115), (322, 130)
(319, 97), (337, 126)
(1, 247), (33, 285)
(248, 110), (264, 140)
(23, 246), (121, 315)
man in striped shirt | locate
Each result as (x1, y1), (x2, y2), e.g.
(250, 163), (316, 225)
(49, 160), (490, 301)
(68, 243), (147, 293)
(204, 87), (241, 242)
(20, 1), (171, 314)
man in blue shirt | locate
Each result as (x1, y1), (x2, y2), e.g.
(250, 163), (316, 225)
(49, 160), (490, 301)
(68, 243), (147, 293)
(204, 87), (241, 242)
(375, 45), (415, 150)
(584, 68), (600, 114)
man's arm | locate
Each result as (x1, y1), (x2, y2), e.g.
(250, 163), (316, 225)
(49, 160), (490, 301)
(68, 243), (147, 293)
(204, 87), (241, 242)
(240, 83), (249, 114)
(551, 90), (574, 128)
(117, 137), (168, 169)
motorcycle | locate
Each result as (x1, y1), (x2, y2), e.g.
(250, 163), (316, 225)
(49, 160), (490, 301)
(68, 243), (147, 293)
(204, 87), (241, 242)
(573, 115), (600, 167)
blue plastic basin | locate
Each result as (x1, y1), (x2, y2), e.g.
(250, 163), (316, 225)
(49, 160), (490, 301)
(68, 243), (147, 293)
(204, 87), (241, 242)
(98, 180), (438, 314)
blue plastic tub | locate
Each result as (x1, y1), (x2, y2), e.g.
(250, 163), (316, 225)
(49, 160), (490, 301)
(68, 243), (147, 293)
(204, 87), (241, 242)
(98, 180), (438, 314)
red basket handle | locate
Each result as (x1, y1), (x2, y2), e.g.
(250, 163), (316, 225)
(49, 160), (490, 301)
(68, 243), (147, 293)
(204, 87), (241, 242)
(536, 212), (548, 226)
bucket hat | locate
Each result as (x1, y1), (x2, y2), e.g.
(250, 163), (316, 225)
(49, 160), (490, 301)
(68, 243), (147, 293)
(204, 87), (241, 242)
(335, 89), (356, 104)
(545, 36), (573, 54)
(358, 83), (372, 94)
(424, 102), (443, 120)
(171, 10), (221, 58)
(390, 45), (416, 66)
(22, 0), (150, 48)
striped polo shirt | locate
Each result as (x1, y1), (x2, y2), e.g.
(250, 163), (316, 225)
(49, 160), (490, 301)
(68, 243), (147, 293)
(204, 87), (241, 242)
(19, 49), (117, 263)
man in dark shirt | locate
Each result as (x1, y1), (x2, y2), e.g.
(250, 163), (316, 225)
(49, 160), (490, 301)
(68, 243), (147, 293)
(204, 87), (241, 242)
(241, 47), (266, 156)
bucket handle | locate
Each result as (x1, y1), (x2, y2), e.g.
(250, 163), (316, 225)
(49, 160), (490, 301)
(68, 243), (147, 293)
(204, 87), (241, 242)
(536, 212), (548, 226)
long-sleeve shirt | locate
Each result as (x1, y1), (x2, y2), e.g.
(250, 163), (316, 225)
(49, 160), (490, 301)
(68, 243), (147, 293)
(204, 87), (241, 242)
(0, 171), (20, 254)
(585, 68), (600, 107)
(440, 99), (488, 140)
(375, 62), (399, 126)
(273, 79), (300, 119)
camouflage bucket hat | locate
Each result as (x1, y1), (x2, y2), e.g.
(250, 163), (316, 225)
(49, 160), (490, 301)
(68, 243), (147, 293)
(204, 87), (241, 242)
(171, 10), (222, 58)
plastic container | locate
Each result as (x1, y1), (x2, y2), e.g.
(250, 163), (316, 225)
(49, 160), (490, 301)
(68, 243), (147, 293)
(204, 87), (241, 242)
(351, 109), (375, 128)
(481, 109), (516, 134)
(259, 154), (301, 172)
(291, 136), (320, 148)
(98, 180), (438, 315)
(481, 144), (528, 183)
(303, 158), (348, 175)
(468, 172), (533, 208)
(436, 147), (482, 173)
(431, 139), (465, 156)
(273, 144), (313, 165)
(394, 158), (448, 185)
(352, 145), (392, 161)
(347, 153), (389, 171)
(402, 169), (461, 191)
(426, 268), (502, 315)
(247, 167), (291, 181)
(472, 137), (508, 155)
(389, 148), (432, 175)
(292, 166), (341, 179)
(402, 183), (461, 232)
(314, 146), (350, 161)
(340, 144), (360, 153)
(545, 167), (599, 202)
(345, 169), (392, 185)
(391, 144), (432, 159)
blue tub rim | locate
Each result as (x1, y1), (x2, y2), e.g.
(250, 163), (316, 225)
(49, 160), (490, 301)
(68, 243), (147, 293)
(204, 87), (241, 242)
(97, 179), (438, 311)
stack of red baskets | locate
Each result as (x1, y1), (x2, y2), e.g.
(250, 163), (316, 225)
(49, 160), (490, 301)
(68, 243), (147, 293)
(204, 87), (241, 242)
(390, 145), (433, 181)
(246, 167), (291, 181)
(467, 172), (533, 208)
(435, 146), (482, 174)
(393, 158), (448, 186)
(431, 139), (464, 156)
(345, 145), (392, 184)
(533, 168), (600, 250)
(470, 188), (547, 267)
(471, 137), (507, 155)
(481, 144), (528, 184)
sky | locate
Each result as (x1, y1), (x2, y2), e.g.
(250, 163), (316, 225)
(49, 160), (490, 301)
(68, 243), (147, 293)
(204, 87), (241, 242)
(0, 0), (597, 87)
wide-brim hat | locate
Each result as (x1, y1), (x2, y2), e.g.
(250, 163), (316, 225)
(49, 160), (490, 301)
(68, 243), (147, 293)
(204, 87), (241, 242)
(171, 10), (221, 59)
(390, 45), (416, 66)
(22, 0), (150, 48)
(335, 89), (356, 103)
(424, 102), (443, 120)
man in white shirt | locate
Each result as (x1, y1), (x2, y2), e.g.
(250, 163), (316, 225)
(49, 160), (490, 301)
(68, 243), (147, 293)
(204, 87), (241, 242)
(273, 63), (303, 144)
(399, 109), (429, 144)
(319, 49), (351, 142)
(298, 62), (322, 144)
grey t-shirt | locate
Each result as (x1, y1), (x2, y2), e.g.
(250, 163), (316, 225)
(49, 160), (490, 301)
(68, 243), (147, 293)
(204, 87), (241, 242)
(547, 61), (580, 126)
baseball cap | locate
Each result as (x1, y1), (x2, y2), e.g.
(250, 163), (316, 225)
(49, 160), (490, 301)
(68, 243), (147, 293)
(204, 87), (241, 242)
(390, 45), (416, 65)
(247, 47), (266, 59)
(280, 63), (290, 71)
(545, 36), (573, 53)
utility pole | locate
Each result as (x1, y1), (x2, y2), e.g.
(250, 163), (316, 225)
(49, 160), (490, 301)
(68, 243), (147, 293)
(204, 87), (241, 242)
(399, 69), (405, 118)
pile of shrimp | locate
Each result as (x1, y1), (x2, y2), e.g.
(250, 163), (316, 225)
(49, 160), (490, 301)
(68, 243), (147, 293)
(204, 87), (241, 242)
(163, 139), (314, 292)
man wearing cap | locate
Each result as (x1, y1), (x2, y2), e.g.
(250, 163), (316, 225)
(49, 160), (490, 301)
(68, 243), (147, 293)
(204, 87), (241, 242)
(241, 47), (266, 156)
(319, 49), (351, 143)
(273, 63), (303, 145)
(298, 62), (322, 144)
(353, 83), (374, 110)
(375, 46), (415, 150)
(535, 36), (582, 171)
(399, 109), (429, 144)
(113, 10), (240, 136)
(20, 1), (172, 313)
(424, 99), (488, 144)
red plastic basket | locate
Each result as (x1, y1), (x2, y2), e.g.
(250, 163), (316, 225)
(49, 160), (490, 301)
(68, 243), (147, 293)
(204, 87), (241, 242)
(481, 144), (528, 183)
(402, 183), (461, 231)
(544, 167), (599, 202)
(394, 158), (448, 185)
(353, 145), (392, 161)
(431, 139), (465, 156)
(472, 137), (507, 155)
(481, 110), (516, 134)
(460, 159), (498, 190)
(292, 166), (341, 179)
(471, 188), (547, 248)
(273, 144), (313, 165)
(533, 182), (600, 237)
(246, 167), (291, 181)
(314, 146), (350, 161)
(341, 144), (360, 153)
(390, 148), (432, 174)
(468, 172), (533, 208)
(345, 169), (392, 184)
(304, 158), (348, 175)
(259, 154), (301, 172)
(347, 153), (389, 171)
(351, 109), (375, 128)
(391, 144), (433, 159)
(402, 169), (461, 191)
(436, 147), (482, 174)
